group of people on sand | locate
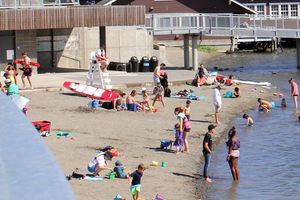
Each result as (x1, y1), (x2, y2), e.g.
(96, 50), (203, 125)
(1, 52), (34, 93)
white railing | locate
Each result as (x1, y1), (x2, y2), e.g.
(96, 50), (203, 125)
(145, 13), (300, 38)
(0, 0), (79, 8)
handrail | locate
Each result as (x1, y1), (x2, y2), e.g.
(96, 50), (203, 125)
(0, 0), (79, 8)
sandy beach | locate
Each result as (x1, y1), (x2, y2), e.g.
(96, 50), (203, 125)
(24, 82), (272, 200)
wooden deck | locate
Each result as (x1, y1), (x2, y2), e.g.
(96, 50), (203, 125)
(0, 5), (145, 30)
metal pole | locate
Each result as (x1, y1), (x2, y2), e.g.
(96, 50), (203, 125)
(184, 34), (190, 69)
(192, 35), (198, 71)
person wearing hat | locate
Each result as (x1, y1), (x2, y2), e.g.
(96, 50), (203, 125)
(4, 78), (19, 96)
(202, 124), (216, 183)
(213, 85), (222, 125)
(113, 160), (131, 179)
(87, 151), (114, 177)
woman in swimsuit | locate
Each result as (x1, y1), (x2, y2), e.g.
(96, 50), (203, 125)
(226, 127), (240, 181)
(152, 83), (165, 108)
(174, 107), (191, 153)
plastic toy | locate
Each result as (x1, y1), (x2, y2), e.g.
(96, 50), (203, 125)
(161, 162), (167, 167)
(152, 161), (158, 166)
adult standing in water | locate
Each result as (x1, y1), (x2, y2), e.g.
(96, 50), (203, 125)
(213, 85), (222, 124)
(226, 127), (240, 181)
(174, 107), (191, 153)
(202, 124), (216, 183)
(289, 78), (298, 109)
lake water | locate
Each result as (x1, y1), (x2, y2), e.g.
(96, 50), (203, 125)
(200, 49), (300, 200)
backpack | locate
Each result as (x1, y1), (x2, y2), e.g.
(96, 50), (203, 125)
(164, 87), (171, 97)
(72, 168), (86, 179)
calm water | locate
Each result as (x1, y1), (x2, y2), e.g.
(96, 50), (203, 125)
(200, 49), (300, 200)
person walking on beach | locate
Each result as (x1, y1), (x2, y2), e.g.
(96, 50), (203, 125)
(289, 78), (298, 109)
(174, 107), (191, 153)
(226, 127), (240, 181)
(213, 85), (222, 125)
(153, 63), (165, 92)
(202, 124), (216, 183)
(21, 52), (33, 90)
(128, 163), (146, 200)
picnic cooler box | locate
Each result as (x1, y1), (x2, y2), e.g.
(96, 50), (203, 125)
(32, 121), (51, 137)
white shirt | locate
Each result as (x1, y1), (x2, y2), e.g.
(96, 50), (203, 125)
(213, 88), (222, 106)
(88, 154), (105, 167)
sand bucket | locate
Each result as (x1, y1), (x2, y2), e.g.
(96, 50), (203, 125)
(108, 172), (116, 179)
(161, 162), (167, 167)
(151, 161), (158, 166)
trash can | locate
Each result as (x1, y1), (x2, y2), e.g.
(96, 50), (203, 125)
(139, 56), (150, 72)
(126, 63), (132, 72)
(150, 56), (158, 72)
(129, 56), (138, 72)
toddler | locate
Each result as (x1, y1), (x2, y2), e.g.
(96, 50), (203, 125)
(173, 123), (184, 153)
(243, 113), (254, 127)
(113, 160), (130, 179)
(128, 163), (146, 200)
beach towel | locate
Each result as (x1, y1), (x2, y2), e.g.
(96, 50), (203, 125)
(84, 175), (104, 181)
(170, 93), (207, 100)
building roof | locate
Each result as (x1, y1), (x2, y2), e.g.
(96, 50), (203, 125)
(230, 0), (257, 14)
(97, 0), (117, 5)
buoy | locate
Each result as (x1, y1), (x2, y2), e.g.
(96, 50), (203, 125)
(279, 93), (284, 97)
(260, 90), (265, 93)
(243, 88), (247, 91)
(254, 87), (258, 90)
(273, 93), (278, 96)
(251, 89), (255, 92)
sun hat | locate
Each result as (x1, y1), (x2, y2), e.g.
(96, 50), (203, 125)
(4, 79), (11, 84)
(141, 87), (147, 92)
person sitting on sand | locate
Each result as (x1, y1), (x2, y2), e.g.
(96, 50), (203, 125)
(197, 64), (208, 87)
(281, 98), (287, 108)
(152, 83), (165, 108)
(114, 160), (131, 179)
(224, 75), (239, 86)
(233, 87), (241, 98)
(141, 88), (152, 113)
(226, 127), (240, 181)
(258, 98), (272, 112)
(87, 151), (114, 177)
(242, 113), (254, 126)
(116, 93), (127, 111)
(126, 90), (143, 111)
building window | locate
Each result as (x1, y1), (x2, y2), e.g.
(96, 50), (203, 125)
(256, 5), (265, 16)
(291, 4), (298, 17)
(245, 4), (266, 16)
(281, 5), (289, 17)
(271, 5), (279, 16)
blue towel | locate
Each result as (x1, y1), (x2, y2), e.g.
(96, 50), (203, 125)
(84, 176), (104, 181)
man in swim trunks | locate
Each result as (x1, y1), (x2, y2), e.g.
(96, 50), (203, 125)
(257, 98), (272, 112)
(126, 90), (143, 111)
(289, 78), (298, 109)
(21, 52), (33, 90)
(153, 63), (165, 93)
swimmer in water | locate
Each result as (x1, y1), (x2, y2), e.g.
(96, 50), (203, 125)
(281, 98), (287, 108)
(242, 113), (254, 127)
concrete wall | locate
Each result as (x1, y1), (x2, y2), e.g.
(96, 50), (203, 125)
(15, 30), (38, 73)
(106, 27), (153, 63)
(55, 27), (100, 69)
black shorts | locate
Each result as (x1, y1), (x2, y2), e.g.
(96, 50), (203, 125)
(184, 127), (191, 132)
(293, 94), (298, 96)
(23, 68), (32, 76)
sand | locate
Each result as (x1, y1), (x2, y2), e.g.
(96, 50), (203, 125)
(25, 83), (273, 200)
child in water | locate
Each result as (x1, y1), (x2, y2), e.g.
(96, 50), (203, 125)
(184, 100), (191, 121)
(173, 123), (184, 153)
(243, 113), (254, 127)
(281, 98), (287, 108)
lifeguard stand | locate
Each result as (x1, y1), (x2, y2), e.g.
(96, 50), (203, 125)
(86, 51), (112, 90)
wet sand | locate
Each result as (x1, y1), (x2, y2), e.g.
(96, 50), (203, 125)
(25, 83), (272, 200)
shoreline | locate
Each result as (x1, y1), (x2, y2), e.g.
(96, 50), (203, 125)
(25, 82), (273, 200)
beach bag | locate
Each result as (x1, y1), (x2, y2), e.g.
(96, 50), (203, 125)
(164, 87), (171, 97)
(32, 121), (51, 137)
(72, 168), (86, 179)
(155, 194), (164, 200)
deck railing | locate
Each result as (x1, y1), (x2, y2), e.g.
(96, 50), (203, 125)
(145, 13), (300, 38)
(0, 0), (79, 8)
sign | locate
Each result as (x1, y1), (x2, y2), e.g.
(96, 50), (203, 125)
(6, 50), (14, 60)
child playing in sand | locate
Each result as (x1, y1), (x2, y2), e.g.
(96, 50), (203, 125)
(114, 160), (130, 179)
(128, 163), (146, 200)
(243, 113), (254, 127)
(281, 98), (287, 108)
(184, 100), (191, 121)
(233, 87), (241, 98)
(152, 83), (165, 108)
(141, 88), (153, 113)
(173, 123), (184, 153)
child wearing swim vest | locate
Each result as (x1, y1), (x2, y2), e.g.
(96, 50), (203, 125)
(243, 113), (254, 127)
(128, 163), (146, 200)
(153, 83), (165, 108)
